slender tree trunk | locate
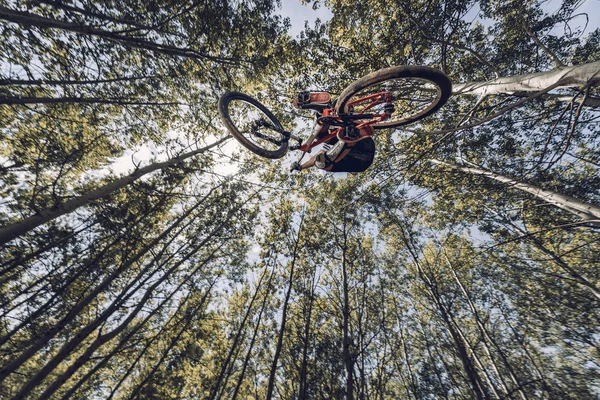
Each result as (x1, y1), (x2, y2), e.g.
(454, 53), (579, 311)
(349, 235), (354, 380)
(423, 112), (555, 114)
(444, 251), (529, 400)
(430, 159), (600, 224)
(266, 215), (305, 400)
(0, 75), (158, 86)
(418, 321), (450, 399)
(231, 268), (274, 400)
(495, 300), (553, 398)
(0, 136), (229, 245)
(453, 60), (600, 96)
(0, 96), (185, 105)
(298, 265), (318, 400)
(341, 221), (355, 400)
(450, 317), (501, 399)
(210, 269), (269, 399)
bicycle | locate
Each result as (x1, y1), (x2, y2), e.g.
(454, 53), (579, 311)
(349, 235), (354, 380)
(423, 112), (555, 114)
(218, 66), (452, 170)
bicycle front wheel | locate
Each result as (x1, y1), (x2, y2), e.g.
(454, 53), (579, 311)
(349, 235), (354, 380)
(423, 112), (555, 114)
(335, 66), (452, 129)
(218, 92), (288, 159)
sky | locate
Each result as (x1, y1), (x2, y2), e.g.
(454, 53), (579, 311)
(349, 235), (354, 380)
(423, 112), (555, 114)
(277, 0), (333, 37)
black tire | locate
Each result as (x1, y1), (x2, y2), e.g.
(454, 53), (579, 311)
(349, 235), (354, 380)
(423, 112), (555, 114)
(335, 66), (452, 129)
(218, 91), (288, 159)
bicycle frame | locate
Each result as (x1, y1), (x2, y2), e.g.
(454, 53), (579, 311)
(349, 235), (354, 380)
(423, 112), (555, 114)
(292, 91), (394, 155)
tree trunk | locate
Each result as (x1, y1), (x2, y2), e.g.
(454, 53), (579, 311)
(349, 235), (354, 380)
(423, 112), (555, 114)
(210, 269), (269, 399)
(430, 159), (600, 224)
(298, 265), (318, 400)
(0, 96), (185, 106)
(341, 221), (355, 400)
(0, 136), (229, 246)
(266, 215), (305, 400)
(231, 268), (275, 400)
(453, 61), (600, 96)
(445, 252), (529, 400)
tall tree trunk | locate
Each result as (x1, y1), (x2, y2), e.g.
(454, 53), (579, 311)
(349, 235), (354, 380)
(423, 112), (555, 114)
(0, 137), (229, 245)
(0, 96), (185, 105)
(444, 251), (530, 400)
(453, 61), (600, 96)
(341, 221), (355, 400)
(210, 268), (269, 400)
(298, 264), (318, 400)
(430, 159), (600, 224)
(231, 268), (275, 400)
(266, 215), (305, 400)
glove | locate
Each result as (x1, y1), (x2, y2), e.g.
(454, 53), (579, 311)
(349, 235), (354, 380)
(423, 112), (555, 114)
(290, 161), (302, 172)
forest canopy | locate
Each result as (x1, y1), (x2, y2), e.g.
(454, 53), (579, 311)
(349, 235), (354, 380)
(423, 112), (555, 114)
(0, 0), (599, 398)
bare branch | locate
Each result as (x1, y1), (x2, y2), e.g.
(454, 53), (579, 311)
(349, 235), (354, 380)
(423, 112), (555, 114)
(521, 18), (566, 68)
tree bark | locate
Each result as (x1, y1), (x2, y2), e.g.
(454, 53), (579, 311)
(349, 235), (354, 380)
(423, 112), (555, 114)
(298, 264), (318, 400)
(430, 159), (600, 225)
(341, 220), (355, 400)
(0, 96), (185, 106)
(453, 61), (600, 96)
(0, 136), (229, 246)
(210, 269), (269, 400)
(445, 252), (529, 400)
(266, 215), (305, 400)
(231, 268), (275, 400)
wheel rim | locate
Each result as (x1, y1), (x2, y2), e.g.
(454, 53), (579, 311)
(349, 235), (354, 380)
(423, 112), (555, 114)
(226, 98), (285, 153)
(342, 77), (443, 128)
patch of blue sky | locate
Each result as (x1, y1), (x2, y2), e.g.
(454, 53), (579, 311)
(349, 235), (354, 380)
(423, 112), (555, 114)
(277, 0), (333, 38)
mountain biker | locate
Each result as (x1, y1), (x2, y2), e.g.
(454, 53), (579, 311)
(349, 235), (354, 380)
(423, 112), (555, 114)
(290, 92), (376, 173)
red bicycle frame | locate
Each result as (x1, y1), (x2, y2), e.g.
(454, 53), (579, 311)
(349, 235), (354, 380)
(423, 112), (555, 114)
(297, 91), (393, 153)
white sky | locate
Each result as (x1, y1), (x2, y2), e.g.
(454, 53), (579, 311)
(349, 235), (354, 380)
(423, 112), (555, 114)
(278, 0), (333, 37)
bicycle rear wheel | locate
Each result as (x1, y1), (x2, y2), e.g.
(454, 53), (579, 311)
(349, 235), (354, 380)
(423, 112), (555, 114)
(335, 66), (452, 129)
(218, 92), (288, 159)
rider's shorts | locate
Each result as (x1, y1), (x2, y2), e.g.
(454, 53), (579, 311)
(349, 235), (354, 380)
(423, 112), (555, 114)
(328, 137), (375, 173)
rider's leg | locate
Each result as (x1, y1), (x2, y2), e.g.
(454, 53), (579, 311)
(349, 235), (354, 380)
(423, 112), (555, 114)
(298, 151), (323, 170)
